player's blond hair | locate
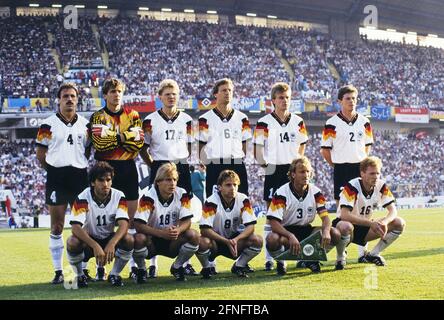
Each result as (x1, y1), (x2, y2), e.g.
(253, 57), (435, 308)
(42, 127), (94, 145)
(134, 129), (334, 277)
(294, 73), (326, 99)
(154, 162), (179, 184)
(212, 78), (234, 96)
(271, 82), (291, 100)
(360, 156), (382, 173)
(158, 79), (180, 96)
(288, 156), (312, 181)
(102, 78), (126, 95)
(217, 170), (240, 186)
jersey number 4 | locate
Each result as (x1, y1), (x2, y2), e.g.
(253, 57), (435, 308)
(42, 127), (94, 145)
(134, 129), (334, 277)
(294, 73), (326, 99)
(67, 134), (74, 145)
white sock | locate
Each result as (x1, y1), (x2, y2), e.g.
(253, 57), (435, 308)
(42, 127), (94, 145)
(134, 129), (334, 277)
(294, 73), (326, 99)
(133, 247), (148, 270)
(263, 224), (274, 263)
(370, 230), (402, 256)
(269, 245), (285, 259)
(183, 259), (191, 267)
(196, 249), (211, 268)
(67, 251), (84, 277)
(49, 234), (64, 272)
(235, 246), (262, 268)
(173, 243), (199, 269)
(358, 244), (368, 257)
(110, 248), (134, 276)
(208, 259), (216, 268)
(81, 261), (88, 270)
(150, 256), (158, 267)
(336, 235), (351, 262)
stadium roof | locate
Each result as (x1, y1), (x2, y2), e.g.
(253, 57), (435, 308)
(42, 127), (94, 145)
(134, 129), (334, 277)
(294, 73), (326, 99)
(5, 0), (444, 36)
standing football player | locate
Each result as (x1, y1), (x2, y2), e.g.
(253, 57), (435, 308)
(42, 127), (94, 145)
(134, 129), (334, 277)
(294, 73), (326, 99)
(36, 82), (90, 284)
(254, 82), (308, 272)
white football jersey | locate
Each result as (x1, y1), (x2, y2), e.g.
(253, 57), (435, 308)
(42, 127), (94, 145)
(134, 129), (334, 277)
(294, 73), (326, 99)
(135, 186), (193, 229)
(253, 112), (308, 165)
(36, 113), (89, 168)
(70, 187), (129, 240)
(198, 108), (252, 159)
(143, 110), (194, 160)
(267, 182), (329, 226)
(321, 112), (373, 164)
(200, 192), (257, 239)
(338, 177), (395, 219)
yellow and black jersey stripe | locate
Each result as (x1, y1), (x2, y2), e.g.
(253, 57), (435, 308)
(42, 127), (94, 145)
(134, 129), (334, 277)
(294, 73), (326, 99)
(89, 106), (143, 160)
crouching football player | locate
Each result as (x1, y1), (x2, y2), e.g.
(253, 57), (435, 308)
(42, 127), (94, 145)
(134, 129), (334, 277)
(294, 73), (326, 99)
(266, 157), (350, 274)
(132, 163), (199, 282)
(66, 162), (134, 287)
(197, 170), (263, 279)
(333, 156), (406, 266)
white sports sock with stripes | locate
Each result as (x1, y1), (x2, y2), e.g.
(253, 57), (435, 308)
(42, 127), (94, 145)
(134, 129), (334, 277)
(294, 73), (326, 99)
(235, 246), (262, 268)
(133, 247), (148, 270)
(173, 243), (199, 269)
(336, 235), (351, 262)
(49, 234), (64, 272)
(263, 224), (274, 263)
(196, 249), (211, 268)
(370, 230), (402, 256)
(110, 248), (134, 276)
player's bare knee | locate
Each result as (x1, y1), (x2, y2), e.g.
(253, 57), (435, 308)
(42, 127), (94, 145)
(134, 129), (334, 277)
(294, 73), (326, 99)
(250, 234), (263, 247)
(199, 236), (211, 251)
(391, 217), (406, 232)
(51, 223), (64, 235)
(66, 236), (82, 252)
(134, 233), (147, 249)
(337, 221), (353, 235)
(266, 233), (280, 250)
(185, 229), (200, 245)
(120, 234), (135, 250)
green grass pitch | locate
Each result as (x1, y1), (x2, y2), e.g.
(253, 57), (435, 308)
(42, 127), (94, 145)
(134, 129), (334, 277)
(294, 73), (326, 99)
(0, 208), (443, 300)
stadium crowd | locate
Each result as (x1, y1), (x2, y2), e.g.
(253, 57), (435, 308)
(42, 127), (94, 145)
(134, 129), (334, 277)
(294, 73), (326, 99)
(99, 17), (290, 97)
(1, 15), (444, 112)
(1, 131), (442, 216)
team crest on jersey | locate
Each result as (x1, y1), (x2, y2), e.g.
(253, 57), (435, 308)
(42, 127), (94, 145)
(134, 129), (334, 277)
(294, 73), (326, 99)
(357, 131), (364, 141)
(290, 133), (297, 141)
(232, 129), (240, 139)
(307, 206), (314, 216)
(232, 217), (240, 227)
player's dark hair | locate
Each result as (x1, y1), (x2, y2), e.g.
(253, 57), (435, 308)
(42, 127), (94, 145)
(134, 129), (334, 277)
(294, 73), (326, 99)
(212, 78), (234, 96)
(102, 78), (126, 95)
(57, 82), (79, 99)
(89, 161), (115, 184)
(217, 170), (240, 186)
(337, 84), (358, 101)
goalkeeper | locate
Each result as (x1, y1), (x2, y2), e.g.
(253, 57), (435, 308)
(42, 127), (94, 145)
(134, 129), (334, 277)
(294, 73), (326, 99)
(88, 78), (144, 280)
(266, 157), (351, 275)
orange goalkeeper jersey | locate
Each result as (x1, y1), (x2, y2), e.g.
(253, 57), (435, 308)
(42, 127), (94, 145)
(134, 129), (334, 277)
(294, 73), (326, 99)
(89, 106), (144, 160)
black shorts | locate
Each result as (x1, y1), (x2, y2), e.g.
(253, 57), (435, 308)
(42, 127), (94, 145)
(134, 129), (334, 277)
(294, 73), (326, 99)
(332, 217), (369, 246)
(333, 163), (361, 200)
(83, 234), (115, 262)
(209, 233), (240, 260)
(284, 225), (315, 242)
(149, 159), (192, 193)
(206, 159), (248, 197)
(263, 164), (290, 201)
(106, 160), (139, 200)
(46, 165), (88, 206)
(150, 236), (176, 258)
